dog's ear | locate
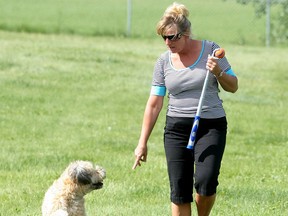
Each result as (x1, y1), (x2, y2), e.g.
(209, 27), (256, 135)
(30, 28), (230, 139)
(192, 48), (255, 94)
(69, 165), (92, 185)
(76, 168), (92, 185)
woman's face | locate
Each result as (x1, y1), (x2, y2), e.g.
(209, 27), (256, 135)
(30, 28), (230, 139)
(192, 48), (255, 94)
(162, 26), (186, 53)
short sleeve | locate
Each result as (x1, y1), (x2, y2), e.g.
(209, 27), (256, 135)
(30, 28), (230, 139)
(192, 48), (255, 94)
(211, 42), (236, 76)
(151, 56), (167, 96)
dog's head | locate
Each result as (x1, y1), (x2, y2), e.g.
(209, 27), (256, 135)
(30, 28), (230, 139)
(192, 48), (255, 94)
(66, 160), (106, 194)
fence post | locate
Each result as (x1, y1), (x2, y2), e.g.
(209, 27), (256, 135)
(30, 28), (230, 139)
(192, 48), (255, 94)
(127, 0), (132, 37)
(266, 0), (271, 47)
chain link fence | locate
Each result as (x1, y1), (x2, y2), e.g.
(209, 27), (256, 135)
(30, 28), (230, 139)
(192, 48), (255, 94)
(0, 0), (286, 46)
(126, 0), (286, 46)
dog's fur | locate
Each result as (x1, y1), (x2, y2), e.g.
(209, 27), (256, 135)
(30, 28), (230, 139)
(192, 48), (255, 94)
(42, 160), (106, 216)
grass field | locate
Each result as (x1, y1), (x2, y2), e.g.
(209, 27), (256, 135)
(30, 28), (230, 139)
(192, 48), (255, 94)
(0, 30), (287, 215)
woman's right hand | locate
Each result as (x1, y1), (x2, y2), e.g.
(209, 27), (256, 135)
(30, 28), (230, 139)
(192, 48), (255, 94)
(132, 143), (148, 170)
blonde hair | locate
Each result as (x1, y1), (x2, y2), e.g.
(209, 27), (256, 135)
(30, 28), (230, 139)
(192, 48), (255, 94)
(156, 2), (191, 36)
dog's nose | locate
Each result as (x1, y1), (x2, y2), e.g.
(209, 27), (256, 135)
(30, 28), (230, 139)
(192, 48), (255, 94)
(92, 182), (103, 189)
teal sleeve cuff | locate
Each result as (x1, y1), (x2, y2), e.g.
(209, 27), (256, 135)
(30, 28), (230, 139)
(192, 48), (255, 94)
(226, 68), (236, 77)
(150, 86), (166, 96)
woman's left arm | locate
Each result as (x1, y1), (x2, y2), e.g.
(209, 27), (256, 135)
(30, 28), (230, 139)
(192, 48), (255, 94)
(216, 72), (238, 93)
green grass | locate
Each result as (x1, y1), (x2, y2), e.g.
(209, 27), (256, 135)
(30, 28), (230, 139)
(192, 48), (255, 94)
(0, 0), (269, 46)
(0, 30), (287, 215)
(0, 1), (287, 215)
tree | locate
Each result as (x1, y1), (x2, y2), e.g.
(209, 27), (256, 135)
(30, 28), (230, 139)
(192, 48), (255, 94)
(235, 0), (288, 45)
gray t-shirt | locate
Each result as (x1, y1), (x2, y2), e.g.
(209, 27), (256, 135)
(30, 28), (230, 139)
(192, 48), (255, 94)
(151, 40), (232, 119)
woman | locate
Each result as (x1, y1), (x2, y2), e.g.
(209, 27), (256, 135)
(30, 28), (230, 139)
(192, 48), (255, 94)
(132, 2), (238, 216)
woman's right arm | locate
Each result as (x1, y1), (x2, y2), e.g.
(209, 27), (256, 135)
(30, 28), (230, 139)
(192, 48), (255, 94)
(132, 95), (164, 169)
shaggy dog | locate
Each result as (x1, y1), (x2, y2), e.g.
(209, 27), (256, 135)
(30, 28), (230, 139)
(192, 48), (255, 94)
(42, 160), (106, 216)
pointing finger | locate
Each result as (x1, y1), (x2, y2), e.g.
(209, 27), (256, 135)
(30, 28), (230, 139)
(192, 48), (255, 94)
(132, 159), (141, 170)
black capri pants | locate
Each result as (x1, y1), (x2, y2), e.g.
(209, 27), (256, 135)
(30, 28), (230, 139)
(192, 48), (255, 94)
(164, 116), (227, 204)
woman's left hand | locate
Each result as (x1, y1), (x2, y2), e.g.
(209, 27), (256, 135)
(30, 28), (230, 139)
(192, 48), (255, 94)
(206, 55), (222, 77)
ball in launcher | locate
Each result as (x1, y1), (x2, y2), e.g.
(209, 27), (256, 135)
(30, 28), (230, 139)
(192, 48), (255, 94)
(214, 48), (225, 59)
